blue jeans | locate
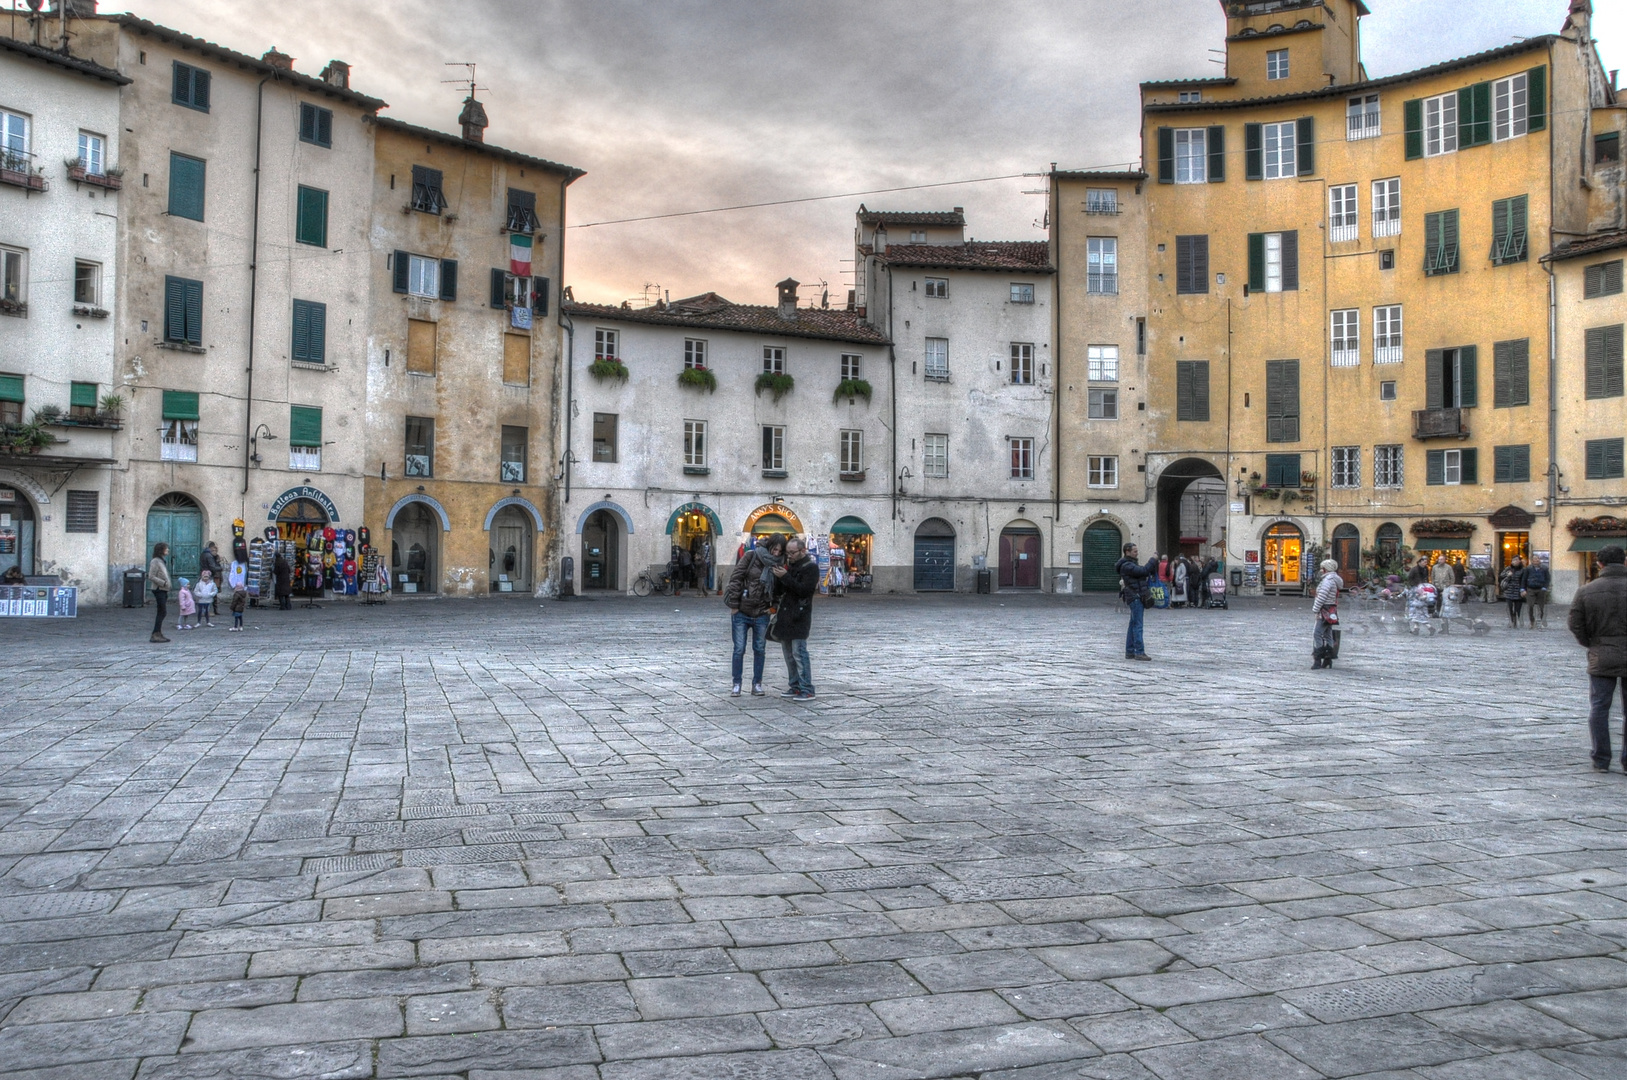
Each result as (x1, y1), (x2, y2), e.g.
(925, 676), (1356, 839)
(782, 638), (813, 695)
(1589, 676), (1627, 766)
(1125, 598), (1145, 657)
(731, 612), (769, 685)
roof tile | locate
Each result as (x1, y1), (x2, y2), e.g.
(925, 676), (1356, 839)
(565, 299), (889, 345)
(872, 241), (1054, 273)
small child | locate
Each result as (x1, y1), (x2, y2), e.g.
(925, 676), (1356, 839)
(193, 570), (218, 628)
(229, 586), (247, 631)
(176, 577), (196, 630)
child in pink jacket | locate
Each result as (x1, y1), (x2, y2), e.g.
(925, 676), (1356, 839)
(176, 577), (196, 630)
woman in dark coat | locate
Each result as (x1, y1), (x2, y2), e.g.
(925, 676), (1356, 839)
(273, 553), (293, 610)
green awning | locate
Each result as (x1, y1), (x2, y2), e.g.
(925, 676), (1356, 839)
(1569, 536), (1626, 552)
(1412, 538), (1471, 551)
(0, 374), (23, 403)
(665, 501), (721, 536)
(161, 390), (199, 420)
(752, 514), (794, 535)
(830, 515), (873, 535)
(70, 382), (98, 408)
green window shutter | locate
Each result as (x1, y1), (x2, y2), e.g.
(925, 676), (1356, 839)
(532, 276), (549, 316)
(1584, 262), (1622, 298)
(1193, 360), (1209, 420)
(1460, 447), (1478, 485)
(296, 186), (328, 247)
(1282, 359), (1299, 441)
(1605, 324), (1626, 398)
(1510, 445), (1531, 482)
(491, 268), (507, 309)
(1245, 123), (1263, 180)
(289, 405), (322, 447)
(1157, 127), (1174, 184)
(168, 153), (205, 221)
(0, 374), (23, 403)
(1280, 230), (1299, 291)
(1491, 198), (1510, 263)
(1492, 195), (1528, 265)
(1586, 326), (1608, 398)
(1248, 232), (1265, 292)
(1177, 361), (1194, 419)
(193, 68), (210, 111)
(1528, 66), (1546, 132)
(1458, 344), (1478, 408)
(1493, 340), (1511, 406)
(184, 279), (202, 345)
(1507, 338), (1529, 405)
(292, 300), (309, 359)
(308, 302), (325, 362)
(1443, 209), (1459, 273)
(292, 300), (326, 363)
(1404, 98), (1424, 159)
(1586, 439), (1605, 478)
(1207, 125), (1225, 182)
(70, 382), (97, 409)
(439, 259), (458, 302)
(1466, 82), (1492, 146)
(1612, 440), (1626, 478)
(1507, 194), (1528, 263)
(172, 61), (188, 104)
(164, 276), (185, 342)
(161, 390), (199, 420)
(1424, 211), (1441, 274)
(1266, 359), (1298, 442)
(318, 108), (332, 147)
(299, 103), (315, 143)
(1494, 446), (1512, 483)
(1265, 454), (1300, 487)
(1296, 116), (1315, 176)
(1427, 449), (1446, 485)
(393, 250), (409, 294)
(1425, 348), (1445, 410)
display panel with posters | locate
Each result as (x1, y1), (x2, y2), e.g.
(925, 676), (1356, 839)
(0, 585), (77, 617)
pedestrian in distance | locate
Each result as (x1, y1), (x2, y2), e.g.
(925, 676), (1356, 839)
(1500, 556), (1529, 628)
(193, 570), (217, 628)
(229, 585), (247, 631)
(1116, 542), (1154, 661)
(199, 541), (223, 617)
(1568, 544), (1627, 772)
(1311, 558), (1342, 669)
(176, 577), (196, 631)
(724, 533), (784, 698)
(1408, 555), (1430, 588)
(771, 536), (819, 700)
(1431, 556), (1454, 616)
(1172, 556), (1188, 609)
(695, 539), (712, 598)
(1525, 556), (1552, 628)
(148, 542), (171, 643)
(272, 552), (293, 611)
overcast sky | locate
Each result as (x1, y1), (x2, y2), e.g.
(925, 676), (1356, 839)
(117, 0), (1625, 308)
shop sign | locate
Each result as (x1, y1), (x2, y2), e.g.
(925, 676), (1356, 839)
(0, 487), (13, 502)
(267, 486), (340, 522)
(1469, 554), (1492, 569)
(1242, 549), (1261, 588)
(0, 585), (77, 618)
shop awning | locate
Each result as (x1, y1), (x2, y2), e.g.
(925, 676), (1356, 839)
(830, 516), (873, 536)
(664, 501), (721, 536)
(1569, 536), (1626, 552)
(752, 514), (794, 535)
(1412, 538), (1471, 551)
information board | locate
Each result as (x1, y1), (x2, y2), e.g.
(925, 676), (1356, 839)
(0, 585), (78, 618)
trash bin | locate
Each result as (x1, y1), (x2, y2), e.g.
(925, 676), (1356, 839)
(558, 555), (575, 599)
(975, 569), (991, 594)
(1055, 572), (1073, 594)
(123, 568), (146, 608)
(1230, 569), (1243, 589)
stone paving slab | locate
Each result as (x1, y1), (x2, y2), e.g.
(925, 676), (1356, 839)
(1, 593), (1626, 1077)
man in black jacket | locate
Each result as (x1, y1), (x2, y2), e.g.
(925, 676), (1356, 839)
(1570, 545), (1627, 772)
(772, 537), (820, 699)
(1115, 542), (1154, 661)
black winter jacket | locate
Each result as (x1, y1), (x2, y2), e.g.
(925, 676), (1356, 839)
(1116, 557), (1154, 602)
(1570, 564), (1627, 677)
(724, 549), (774, 617)
(771, 554), (819, 640)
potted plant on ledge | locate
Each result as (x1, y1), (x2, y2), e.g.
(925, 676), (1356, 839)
(834, 378), (872, 404)
(588, 356), (628, 382)
(755, 371), (795, 402)
(677, 366), (716, 393)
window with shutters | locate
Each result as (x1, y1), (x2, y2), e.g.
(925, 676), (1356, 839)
(1586, 438), (1625, 480)
(64, 490), (97, 533)
(1490, 195), (1527, 266)
(1331, 309), (1360, 367)
(160, 390), (199, 462)
(1010, 437), (1034, 480)
(295, 186), (328, 247)
(841, 353), (861, 380)
(683, 420), (707, 469)
(1175, 235), (1208, 294)
(1262, 120), (1296, 178)
(406, 318), (436, 376)
(291, 299), (326, 366)
(1087, 238), (1117, 294)
(1424, 209), (1460, 275)
(1493, 72), (1529, 141)
(924, 277), (948, 298)
(163, 276), (203, 346)
(1331, 446), (1361, 488)
(167, 152), (205, 220)
(1176, 360), (1209, 421)
(594, 328), (618, 361)
(499, 271), (532, 310)
(592, 413), (617, 462)
(1492, 338), (1530, 407)
(1493, 444), (1531, 483)
(1426, 345), (1477, 409)
(299, 103), (333, 148)
(1584, 260), (1624, 299)
(411, 165), (448, 214)
(1009, 283), (1035, 304)
(1372, 177), (1401, 237)
(1597, 132), (1622, 167)
(1088, 456), (1118, 488)
(0, 373), (20, 425)
(69, 381), (98, 419)
(407, 254), (439, 298)
(502, 333), (530, 386)
(405, 416), (434, 477)
(924, 337), (949, 379)
(1424, 92), (1458, 155)
(171, 61), (210, 111)
(1427, 447), (1476, 486)
(1010, 343), (1034, 385)
(1585, 324), (1625, 399)
(1249, 231), (1297, 293)
(505, 188), (539, 233)
(1266, 48), (1289, 81)
(500, 426), (527, 482)
(74, 261), (100, 307)
(288, 406), (322, 471)
(1264, 454), (1301, 488)
(761, 425), (785, 473)
(924, 433), (948, 478)
(839, 430), (864, 477)
(1087, 345), (1118, 382)
(1088, 388), (1118, 420)
(1174, 128), (1207, 183)
(1374, 445), (1404, 488)
(1374, 305), (1403, 363)
(0, 246), (24, 309)
(762, 345), (785, 375)
(1329, 185), (1358, 243)
(1347, 93), (1381, 139)
(1085, 188), (1118, 213)
(1265, 359), (1299, 442)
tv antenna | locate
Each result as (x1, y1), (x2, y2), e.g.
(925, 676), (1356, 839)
(442, 62), (488, 100)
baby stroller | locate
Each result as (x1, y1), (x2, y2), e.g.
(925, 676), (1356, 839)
(1438, 584), (1491, 635)
(1407, 583), (1438, 635)
(1207, 573), (1229, 609)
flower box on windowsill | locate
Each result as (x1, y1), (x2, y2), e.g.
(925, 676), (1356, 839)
(677, 366), (716, 393)
(839, 470), (867, 482)
(0, 299), (26, 318)
(291, 360), (334, 372)
(833, 378), (872, 403)
(157, 340), (207, 354)
(762, 469), (788, 480)
(72, 305), (109, 319)
(50, 415), (123, 430)
(0, 167), (45, 192)
(66, 164), (122, 190)
(755, 371), (795, 402)
(588, 358), (628, 382)
(682, 465), (710, 476)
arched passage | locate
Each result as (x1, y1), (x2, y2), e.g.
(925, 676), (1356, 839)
(1156, 458), (1225, 559)
(1331, 523), (1361, 585)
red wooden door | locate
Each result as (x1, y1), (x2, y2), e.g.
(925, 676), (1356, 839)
(1016, 534), (1041, 588)
(998, 533), (1016, 587)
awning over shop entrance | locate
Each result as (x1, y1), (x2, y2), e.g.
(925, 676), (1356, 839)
(752, 514), (795, 535)
(1412, 538), (1471, 551)
(1569, 536), (1625, 552)
(665, 501), (721, 536)
(830, 516), (873, 535)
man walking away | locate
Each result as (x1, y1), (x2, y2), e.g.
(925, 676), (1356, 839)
(1312, 558), (1342, 669)
(1569, 544), (1627, 772)
(1526, 556), (1552, 628)
(1116, 543), (1154, 661)
(772, 537), (819, 699)
(1431, 556), (1454, 617)
(148, 542), (171, 643)
(724, 534), (784, 697)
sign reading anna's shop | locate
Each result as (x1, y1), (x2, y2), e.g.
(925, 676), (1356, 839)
(267, 486), (340, 523)
(0, 586), (77, 618)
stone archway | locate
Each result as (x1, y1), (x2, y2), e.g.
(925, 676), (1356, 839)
(1155, 457), (1225, 559)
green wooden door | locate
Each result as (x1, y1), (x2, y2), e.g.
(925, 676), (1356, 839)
(145, 494), (203, 585)
(1081, 523), (1122, 591)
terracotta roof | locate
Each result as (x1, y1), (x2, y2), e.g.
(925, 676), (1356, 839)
(1545, 230), (1627, 263)
(373, 116), (583, 181)
(871, 241), (1054, 274)
(1145, 35), (1555, 114)
(100, 14), (386, 109)
(0, 36), (129, 85)
(1140, 77), (1236, 89)
(855, 205), (965, 227)
(564, 299), (889, 346)
(1053, 170), (1146, 182)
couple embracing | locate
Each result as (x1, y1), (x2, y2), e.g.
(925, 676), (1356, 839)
(724, 534), (818, 700)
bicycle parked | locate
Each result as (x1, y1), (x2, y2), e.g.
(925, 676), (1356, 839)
(631, 568), (675, 596)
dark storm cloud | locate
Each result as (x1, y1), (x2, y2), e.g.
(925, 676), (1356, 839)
(125, 0), (1617, 305)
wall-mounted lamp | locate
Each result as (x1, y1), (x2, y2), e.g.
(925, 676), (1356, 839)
(249, 423), (276, 466)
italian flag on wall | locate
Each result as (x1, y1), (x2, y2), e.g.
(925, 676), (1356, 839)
(509, 233), (532, 276)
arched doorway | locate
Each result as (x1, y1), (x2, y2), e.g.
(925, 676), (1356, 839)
(392, 503), (439, 593)
(1376, 522), (1404, 573)
(667, 502), (720, 592)
(1080, 520), (1123, 592)
(998, 519), (1041, 589)
(0, 487), (36, 579)
(582, 509), (619, 590)
(913, 517), (956, 592)
(146, 493), (202, 582)
(1332, 523), (1360, 585)
(829, 516), (873, 591)
(1262, 521), (1303, 592)
(745, 503), (804, 540)
(1157, 458), (1225, 559)
(489, 506), (533, 593)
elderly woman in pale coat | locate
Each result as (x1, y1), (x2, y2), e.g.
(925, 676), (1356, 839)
(1311, 558), (1342, 669)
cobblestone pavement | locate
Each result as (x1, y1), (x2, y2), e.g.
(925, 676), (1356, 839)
(1, 592), (1625, 1079)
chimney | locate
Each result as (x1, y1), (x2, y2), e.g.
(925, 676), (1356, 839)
(874, 225), (887, 254)
(49, 0), (97, 14)
(458, 95), (488, 143)
(776, 278), (800, 321)
(320, 60), (351, 89)
(261, 47), (294, 71)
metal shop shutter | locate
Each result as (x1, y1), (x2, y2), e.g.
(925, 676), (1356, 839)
(913, 536), (955, 592)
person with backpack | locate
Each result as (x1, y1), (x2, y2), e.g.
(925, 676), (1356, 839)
(724, 534), (785, 698)
(1115, 542), (1155, 662)
(1569, 544), (1627, 772)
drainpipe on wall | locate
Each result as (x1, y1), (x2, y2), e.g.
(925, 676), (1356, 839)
(1050, 170), (1062, 532)
(558, 176), (574, 510)
(240, 75), (271, 498)
(1546, 257), (1559, 536)
(887, 264), (897, 525)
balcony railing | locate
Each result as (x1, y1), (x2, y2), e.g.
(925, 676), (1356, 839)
(0, 149), (44, 192)
(1373, 216), (1401, 238)
(1347, 113), (1381, 141)
(505, 206), (539, 234)
(1414, 407), (1469, 440)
